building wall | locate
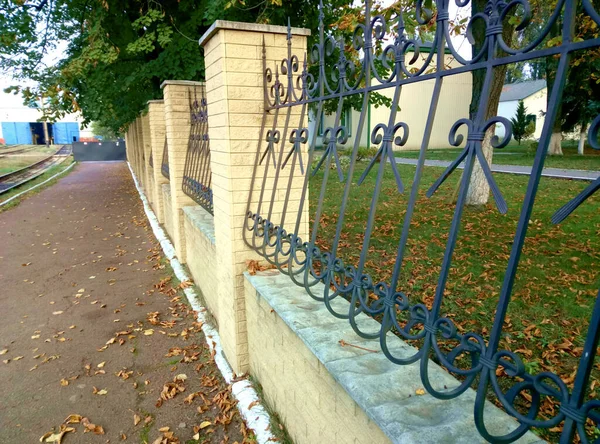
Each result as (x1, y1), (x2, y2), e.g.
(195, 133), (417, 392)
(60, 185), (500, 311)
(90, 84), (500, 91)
(317, 52), (473, 151)
(0, 91), (94, 144)
(497, 88), (547, 141)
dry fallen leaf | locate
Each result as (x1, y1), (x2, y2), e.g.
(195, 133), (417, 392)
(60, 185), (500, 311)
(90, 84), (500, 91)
(143, 329), (154, 336)
(199, 421), (211, 429)
(0, 349), (7, 355)
(40, 427), (75, 443)
(60, 379), (69, 386)
(92, 387), (107, 396)
(52, 311), (63, 315)
(64, 414), (82, 424)
(415, 388), (426, 396)
(134, 414), (141, 426)
(97, 361), (106, 368)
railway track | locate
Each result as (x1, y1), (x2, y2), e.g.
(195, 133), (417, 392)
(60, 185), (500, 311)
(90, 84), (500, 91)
(0, 145), (72, 194)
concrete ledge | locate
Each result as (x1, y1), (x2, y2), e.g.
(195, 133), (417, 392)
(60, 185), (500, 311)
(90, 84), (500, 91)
(182, 205), (215, 245)
(244, 271), (544, 444)
(199, 20), (311, 47)
(160, 80), (205, 89)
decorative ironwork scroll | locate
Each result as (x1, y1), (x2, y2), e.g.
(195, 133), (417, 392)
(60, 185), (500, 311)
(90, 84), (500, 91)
(161, 136), (170, 180)
(244, 0), (600, 442)
(182, 87), (213, 214)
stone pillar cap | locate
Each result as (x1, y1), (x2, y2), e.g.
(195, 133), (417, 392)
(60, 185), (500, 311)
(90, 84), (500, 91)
(160, 80), (205, 89)
(199, 20), (311, 47)
(147, 99), (164, 104)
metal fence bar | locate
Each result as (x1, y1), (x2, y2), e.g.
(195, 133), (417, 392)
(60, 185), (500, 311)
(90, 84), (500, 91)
(242, 0), (600, 442)
(182, 87), (213, 214)
(161, 135), (170, 180)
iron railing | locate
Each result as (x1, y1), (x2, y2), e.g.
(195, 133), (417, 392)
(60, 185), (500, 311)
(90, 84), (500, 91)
(161, 136), (170, 180)
(243, 1), (600, 442)
(182, 87), (213, 214)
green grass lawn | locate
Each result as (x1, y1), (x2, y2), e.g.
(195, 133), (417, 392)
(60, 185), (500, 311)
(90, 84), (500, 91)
(396, 141), (600, 171)
(308, 161), (599, 441)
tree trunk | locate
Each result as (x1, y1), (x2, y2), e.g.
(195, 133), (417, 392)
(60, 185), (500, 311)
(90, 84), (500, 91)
(548, 132), (563, 156)
(577, 123), (587, 155)
(464, 0), (514, 207)
(547, 118), (563, 156)
(545, 15), (564, 157)
(465, 130), (494, 205)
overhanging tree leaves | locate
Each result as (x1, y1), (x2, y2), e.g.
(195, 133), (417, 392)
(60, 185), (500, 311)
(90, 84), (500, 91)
(1, 0), (353, 134)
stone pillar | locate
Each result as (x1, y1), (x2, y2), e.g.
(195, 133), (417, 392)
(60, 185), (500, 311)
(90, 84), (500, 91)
(161, 80), (201, 263)
(147, 100), (168, 223)
(199, 21), (310, 374)
(128, 120), (139, 177)
(135, 116), (147, 191)
(140, 112), (154, 204)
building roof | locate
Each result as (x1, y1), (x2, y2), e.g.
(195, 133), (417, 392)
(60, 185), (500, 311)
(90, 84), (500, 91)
(500, 79), (547, 102)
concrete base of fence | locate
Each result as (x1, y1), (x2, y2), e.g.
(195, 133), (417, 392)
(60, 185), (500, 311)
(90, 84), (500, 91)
(244, 271), (545, 444)
(162, 184), (173, 239)
(183, 205), (219, 320)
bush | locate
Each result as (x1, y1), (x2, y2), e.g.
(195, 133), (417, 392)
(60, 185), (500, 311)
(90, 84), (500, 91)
(356, 146), (378, 162)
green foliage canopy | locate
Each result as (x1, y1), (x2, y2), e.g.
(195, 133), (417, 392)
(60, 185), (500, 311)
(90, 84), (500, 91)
(1, 0), (354, 134)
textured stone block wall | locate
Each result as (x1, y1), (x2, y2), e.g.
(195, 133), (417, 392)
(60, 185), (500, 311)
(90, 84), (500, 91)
(161, 80), (202, 264)
(147, 100), (168, 223)
(200, 20), (310, 374)
(162, 184), (174, 239)
(140, 112), (154, 204)
(183, 206), (218, 320)
(244, 277), (390, 444)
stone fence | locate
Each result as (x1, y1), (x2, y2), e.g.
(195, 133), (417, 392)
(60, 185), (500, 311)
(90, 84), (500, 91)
(124, 21), (543, 444)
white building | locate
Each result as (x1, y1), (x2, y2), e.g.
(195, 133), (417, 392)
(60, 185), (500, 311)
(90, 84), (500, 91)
(497, 79), (547, 140)
(312, 46), (473, 151)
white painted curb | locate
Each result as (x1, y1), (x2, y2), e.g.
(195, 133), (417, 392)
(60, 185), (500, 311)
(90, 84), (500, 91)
(127, 163), (275, 443)
(0, 162), (76, 207)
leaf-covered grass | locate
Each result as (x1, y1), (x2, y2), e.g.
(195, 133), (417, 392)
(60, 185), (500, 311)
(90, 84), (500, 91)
(308, 161), (599, 440)
(396, 142), (600, 171)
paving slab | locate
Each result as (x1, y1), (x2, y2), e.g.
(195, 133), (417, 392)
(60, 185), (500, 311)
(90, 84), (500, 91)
(0, 162), (247, 443)
(394, 157), (599, 181)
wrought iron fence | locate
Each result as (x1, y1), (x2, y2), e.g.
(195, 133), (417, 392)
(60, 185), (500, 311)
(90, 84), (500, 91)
(161, 136), (170, 180)
(243, 0), (600, 442)
(182, 87), (213, 214)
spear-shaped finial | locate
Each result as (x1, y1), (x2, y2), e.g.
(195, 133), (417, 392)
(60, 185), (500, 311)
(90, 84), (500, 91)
(318, 0), (324, 26)
(287, 17), (292, 41)
(395, 8), (406, 46)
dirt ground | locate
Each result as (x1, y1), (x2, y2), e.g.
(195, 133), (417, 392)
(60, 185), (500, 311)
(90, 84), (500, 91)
(0, 162), (250, 443)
